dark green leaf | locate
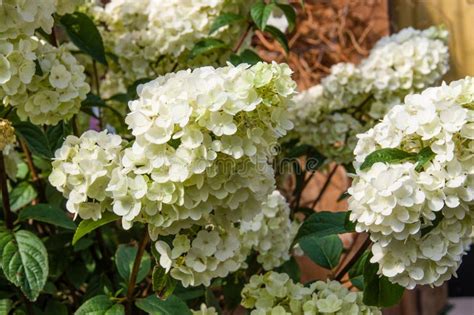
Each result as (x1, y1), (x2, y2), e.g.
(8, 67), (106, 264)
(14, 122), (52, 158)
(34, 59), (43, 76)
(152, 266), (177, 300)
(275, 3), (296, 32)
(135, 295), (191, 315)
(1, 230), (48, 301)
(45, 300), (68, 315)
(72, 212), (119, 245)
(363, 254), (405, 307)
(9, 182), (37, 211)
(47, 122), (71, 153)
(344, 211), (356, 232)
(360, 148), (416, 170)
(299, 235), (342, 269)
(209, 13), (245, 34)
(74, 295), (124, 315)
(415, 146), (436, 172)
(18, 204), (76, 230)
(337, 191), (350, 202)
(81, 93), (125, 122)
(61, 12), (108, 65)
(294, 211), (348, 243)
(264, 25), (289, 53)
(240, 49), (262, 65)
(115, 244), (151, 283)
(348, 251), (369, 290)
(223, 276), (244, 310)
(205, 288), (222, 314)
(189, 38), (228, 59)
(250, 1), (275, 30)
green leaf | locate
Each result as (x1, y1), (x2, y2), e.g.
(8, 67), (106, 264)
(209, 13), (245, 34)
(275, 3), (296, 32)
(250, 1), (275, 30)
(294, 211), (348, 244)
(18, 204), (76, 230)
(415, 146), (436, 172)
(264, 25), (289, 53)
(363, 254), (405, 307)
(46, 122), (71, 153)
(360, 148), (416, 170)
(0, 299), (12, 315)
(344, 211), (356, 232)
(81, 93), (125, 122)
(348, 251), (369, 290)
(1, 230), (48, 301)
(45, 299), (68, 315)
(115, 244), (151, 283)
(299, 235), (342, 269)
(34, 59), (43, 76)
(14, 122), (52, 158)
(189, 38), (228, 59)
(152, 266), (177, 300)
(230, 49), (263, 66)
(75, 295), (124, 315)
(9, 182), (37, 211)
(72, 212), (119, 245)
(135, 295), (191, 315)
(61, 12), (108, 65)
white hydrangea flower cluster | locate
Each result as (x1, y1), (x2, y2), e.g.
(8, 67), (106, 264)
(87, 0), (250, 86)
(0, 36), (90, 125)
(49, 130), (124, 221)
(240, 190), (300, 270)
(349, 77), (474, 288)
(241, 271), (381, 315)
(290, 26), (449, 164)
(0, 0), (83, 40)
(50, 62), (297, 287)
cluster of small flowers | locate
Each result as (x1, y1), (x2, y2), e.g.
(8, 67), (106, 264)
(50, 62), (298, 286)
(241, 271), (381, 314)
(49, 130), (124, 220)
(349, 77), (474, 288)
(240, 190), (300, 270)
(0, 0), (83, 39)
(87, 0), (250, 86)
(0, 36), (90, 125)
(290, 26), (449, 164)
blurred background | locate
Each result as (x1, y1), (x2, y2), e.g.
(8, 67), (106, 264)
(254, 1), (474, 314)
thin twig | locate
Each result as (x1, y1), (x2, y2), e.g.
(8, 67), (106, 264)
(310, 164), (339, 209)
(126, 229), (150, 315)
(20, 140), (45, 203)
(334, 234), (371, 281)
(0, 153), (13, 230)
(233, 23), (252, 53)
(92, 61), (103, 130)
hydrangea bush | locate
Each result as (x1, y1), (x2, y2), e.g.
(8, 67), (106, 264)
(0, 0), (471, 314)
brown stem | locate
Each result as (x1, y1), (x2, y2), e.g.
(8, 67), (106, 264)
(310, 164), (339, 209)
(334, 233), (371, 281)
(92, 61), (103, 130)
(233, 23), (252, 53)
(126, 229), (150, 315)
(0, 153), (13, 230)
(72, 116), (79, 136)
(20, 140), (45, 203)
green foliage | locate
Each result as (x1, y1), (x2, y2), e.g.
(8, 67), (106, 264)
(294, 211), (349, 244)
(72, 212), (119, 245)
(8, 182), (37, 211)
(0, 299), (12, 315)
(115, 244), (151, 283)
(135, 295), (191, 315)
(229, 49), (263, 66)
(250, 1), (275, 31)
(275, 3), (296, 32)
(209, 13), (246, 34)
(299, 234), (343, 270)
(348, 251), (369, 290)
(61, 12), (108, 65)
(363, 254), (405, 307)
(152, 266), (177, 300)
(415, 146), (436, 171)
(189, 38), (228, 59)
(0, 230), (49, 301)
(75, 295), (124, 315)
(18, 204), (76, 230)
(14, 122), (53, 159)
(264, 25), (289, 53)
(360, 148), (416, 170)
